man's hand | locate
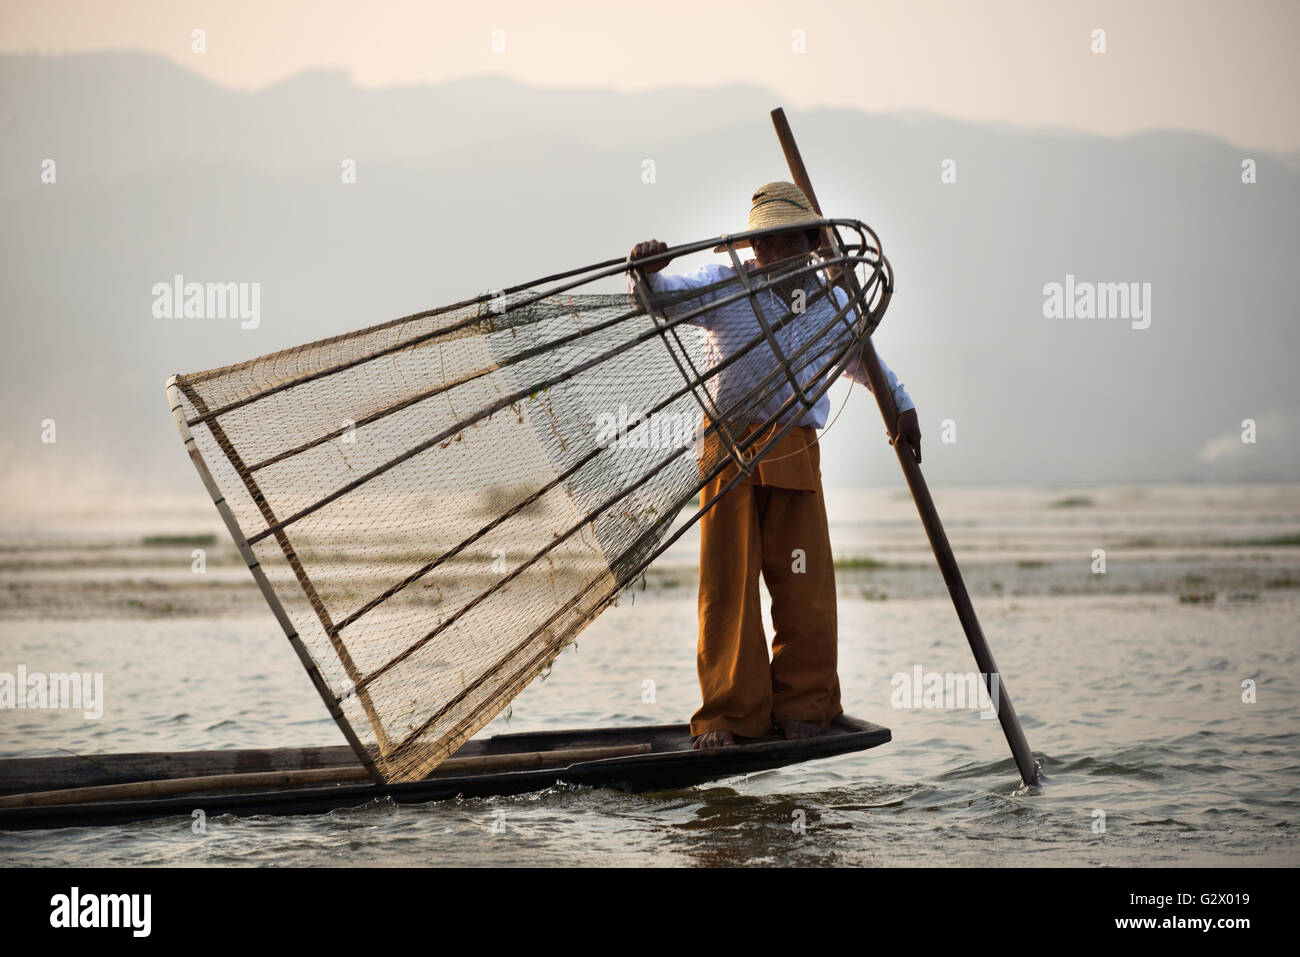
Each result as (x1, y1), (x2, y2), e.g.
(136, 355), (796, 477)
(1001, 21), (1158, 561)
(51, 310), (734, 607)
(628, 240), (671, 274)
(894, 408), (921, 463)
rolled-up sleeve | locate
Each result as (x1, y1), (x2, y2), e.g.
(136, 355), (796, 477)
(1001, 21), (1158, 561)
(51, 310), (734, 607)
(830, 285), (914, 413)
(845, 349), (914, 414)
(626, 263), (732, 326)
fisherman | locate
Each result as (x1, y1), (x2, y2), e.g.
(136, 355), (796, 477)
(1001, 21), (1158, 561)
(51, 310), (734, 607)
(628, 181), (921, 749)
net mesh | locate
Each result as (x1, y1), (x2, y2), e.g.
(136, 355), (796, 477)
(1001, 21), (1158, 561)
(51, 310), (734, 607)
(167, 220), (892, 782)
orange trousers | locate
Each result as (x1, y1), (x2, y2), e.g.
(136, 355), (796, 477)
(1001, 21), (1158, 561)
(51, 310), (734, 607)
(692, 425), (843, 739)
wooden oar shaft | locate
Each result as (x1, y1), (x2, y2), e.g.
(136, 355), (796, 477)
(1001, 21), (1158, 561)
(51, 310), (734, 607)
(770, 107), (1039, 786)
(0, 742), (654, 810)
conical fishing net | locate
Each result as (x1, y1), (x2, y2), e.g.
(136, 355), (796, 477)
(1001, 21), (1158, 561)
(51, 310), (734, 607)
(166, 219), (893, 782)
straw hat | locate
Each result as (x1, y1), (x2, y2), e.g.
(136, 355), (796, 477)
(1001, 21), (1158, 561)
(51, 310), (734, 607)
(712, 181), (823, 253)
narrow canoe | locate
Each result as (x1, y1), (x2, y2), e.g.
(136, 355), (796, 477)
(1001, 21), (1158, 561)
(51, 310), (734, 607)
(0, 714), (889, 831)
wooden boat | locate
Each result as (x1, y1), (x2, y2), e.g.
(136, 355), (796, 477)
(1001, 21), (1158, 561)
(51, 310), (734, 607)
(0, 714), (889, 831)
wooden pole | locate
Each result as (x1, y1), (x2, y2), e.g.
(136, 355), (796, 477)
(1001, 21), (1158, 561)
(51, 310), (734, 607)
(770, 107), (1040, 786)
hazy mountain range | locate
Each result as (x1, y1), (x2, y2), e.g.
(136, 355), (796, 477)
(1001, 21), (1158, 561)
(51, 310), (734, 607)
(1, 52), (1296, 520)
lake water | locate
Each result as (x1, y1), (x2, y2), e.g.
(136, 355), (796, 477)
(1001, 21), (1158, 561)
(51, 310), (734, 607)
(1, 483), (1297, 866)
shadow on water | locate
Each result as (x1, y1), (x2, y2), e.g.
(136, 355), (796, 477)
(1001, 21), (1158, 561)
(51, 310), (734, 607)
(656, 787), (856, 866)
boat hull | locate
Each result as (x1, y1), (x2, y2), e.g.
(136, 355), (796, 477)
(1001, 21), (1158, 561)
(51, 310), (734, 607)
(0, 714), (889, 831)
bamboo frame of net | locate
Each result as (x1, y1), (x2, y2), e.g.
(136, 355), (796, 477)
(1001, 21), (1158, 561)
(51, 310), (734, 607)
(165, 217), (892, 783)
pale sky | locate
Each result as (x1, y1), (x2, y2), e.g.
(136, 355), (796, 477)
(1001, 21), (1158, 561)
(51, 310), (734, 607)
(3, 0), (1298, 151)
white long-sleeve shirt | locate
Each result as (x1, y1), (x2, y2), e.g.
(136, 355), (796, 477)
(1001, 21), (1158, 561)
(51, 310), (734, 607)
(628, 261), (913, 429)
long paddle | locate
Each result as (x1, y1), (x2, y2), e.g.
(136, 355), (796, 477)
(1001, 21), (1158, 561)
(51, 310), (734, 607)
(770, 107), (1040, 787)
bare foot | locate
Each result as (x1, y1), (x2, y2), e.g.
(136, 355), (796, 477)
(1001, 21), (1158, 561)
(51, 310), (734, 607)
(692, 730), (736, 750)
(779, 719), (823, 740)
